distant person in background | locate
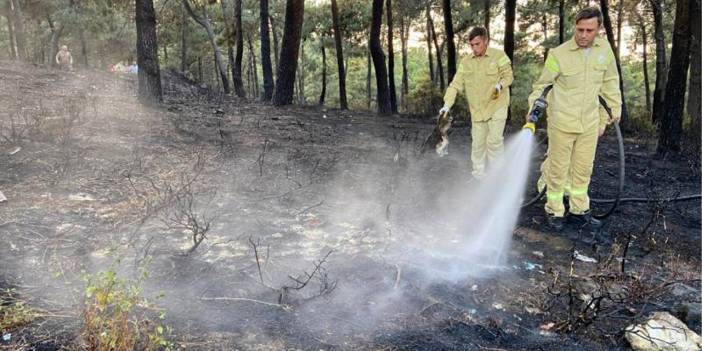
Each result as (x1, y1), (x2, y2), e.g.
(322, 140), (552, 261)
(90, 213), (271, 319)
(114, 61), (126, 73)
(127, 61), (138, 74)
(55, 45), (73, 71)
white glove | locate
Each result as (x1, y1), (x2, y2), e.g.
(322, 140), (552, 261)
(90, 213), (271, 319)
(495, 83), (502, 92)
(439, 106), (450, 115)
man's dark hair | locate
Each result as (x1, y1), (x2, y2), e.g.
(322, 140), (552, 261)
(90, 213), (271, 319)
(575, 6), (603, 25)
(468, 27), (489, 41)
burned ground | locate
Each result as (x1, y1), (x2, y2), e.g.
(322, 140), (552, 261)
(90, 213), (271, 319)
(0, 62), (699, 350)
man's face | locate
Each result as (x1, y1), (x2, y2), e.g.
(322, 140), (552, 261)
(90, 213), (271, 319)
(574, 17), (600, 48)
(470, 36), (488, 57)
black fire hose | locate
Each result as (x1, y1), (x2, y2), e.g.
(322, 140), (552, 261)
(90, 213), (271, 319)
(521, 94), (700, 219)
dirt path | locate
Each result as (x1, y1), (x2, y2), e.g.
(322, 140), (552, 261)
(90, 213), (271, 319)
(0, 62), (699, 350)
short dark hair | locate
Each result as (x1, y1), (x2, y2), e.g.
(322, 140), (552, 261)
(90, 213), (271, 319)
(575, 6), (603, 25)
(468, 27), (489, 41)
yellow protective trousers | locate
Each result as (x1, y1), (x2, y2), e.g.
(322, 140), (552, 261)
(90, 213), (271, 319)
(544, 126), (599, 217)
(470, 107), (508, 178)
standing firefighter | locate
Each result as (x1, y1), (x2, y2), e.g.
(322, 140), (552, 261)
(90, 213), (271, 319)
(55, 45), (73, 71)
(528, 7), (622, 231)
(440, 27), (514, 179)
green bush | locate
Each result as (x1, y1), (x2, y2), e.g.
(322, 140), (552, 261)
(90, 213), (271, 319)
(81, 267), (173, 351)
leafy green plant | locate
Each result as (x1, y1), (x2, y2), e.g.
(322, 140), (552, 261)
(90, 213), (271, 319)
(0, 288), (37, 332)
(81, 267), (173, 350)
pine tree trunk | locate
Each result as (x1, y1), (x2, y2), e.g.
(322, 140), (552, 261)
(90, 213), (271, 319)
(399, 14), (409, 110)
(600, 0), (629, 127)
(270, 15), (280, 73)
(386, 0), (398, 113)
(616, 0), (623, 57)
(558, 0), (565, 44)
(443, 0), (456, 82)
(136, 0), (162, 104)
(504, 0), (516, 60)
(370, 0), (391, 115)
(650, 0), (667, 124)
(260, 0), (274, 101)
(47, 17), (64, 68)
(297, 42), (305, 104)
(4, 2), (17, 60)
(9, 0), (26, 60)
(319, 36), (327, 106)
(220, 0), (234, 84)
(428, 14), (445, 91)
(367, 50), (372, 109)
(181, 4), (187, 72)
(504, 0), (516, 121)
(247, 32), (259, 99)
(687, 0), (701, 152)
(198, 57), (202, 81)
(70, 0), (88, 66)
(425, 5), (435, 83)
(182, 0), (230, 94)
(484, 0), (490, 33)
(640, 17), (651, 113)
(232, 0), (246, 97)
(331, 0), (348, 109)
(272, 0), (304, 106)
(657, 0), (691, 154)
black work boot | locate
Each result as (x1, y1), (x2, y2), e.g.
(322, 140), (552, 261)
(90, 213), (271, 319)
(568, 210), (603, 229)
(547, 215), (565, 232)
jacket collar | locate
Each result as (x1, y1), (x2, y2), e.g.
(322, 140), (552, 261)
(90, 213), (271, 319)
(569, 37), (601, 51)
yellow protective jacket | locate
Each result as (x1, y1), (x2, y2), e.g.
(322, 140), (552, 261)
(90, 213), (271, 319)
(443, 47), (514, 122)
(528, 37), (622, 133)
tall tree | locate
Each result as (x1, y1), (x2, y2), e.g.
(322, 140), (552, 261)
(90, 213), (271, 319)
(558, 0), (565, 43)
(387, 0), (398, 113)
(600, 0), (629, 127)
(616, 0), (624, 57)
(425, 4), (435, 83)
(4, 1), (17, 59)
(136, 0), (162, 103)
(370, 0), (391, 115)
(687, 0), (701, 152)
(47, 16), (65, 68)
(9, 0), (26, 60)
(636, 11), (651, 113)
(504, 0), (516, 121)
(649, 0), (666, 124)
(69, 0), (88, 66)
(504, 0), (516, 60)
(399, 14), (409, 110)
(260, 0), (275, 101)
(180, 3), (188, 72)
(182, 0), (230, 94)
(319, 35), (327, 105)
(657, 0), (692, 154)
(330, 0), (348, 109)
(232, 0), (246, 97)
(442, 0), (456, 81)
(272, 0), (305, 106)
(428, 13), (445, 90)
(484, 0), (490, 32)
(247, 32), (259, 98)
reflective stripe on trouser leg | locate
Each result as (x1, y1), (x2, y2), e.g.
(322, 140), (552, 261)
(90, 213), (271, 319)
(545, 127), (578, 217)
(568, 126), (599, 214)
(485, 108), (508, 164)
(471, 119), (489, 177)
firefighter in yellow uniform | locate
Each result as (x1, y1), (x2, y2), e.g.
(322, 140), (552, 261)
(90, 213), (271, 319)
(441, 27), (514, 179)
(528, 7), (622, 231)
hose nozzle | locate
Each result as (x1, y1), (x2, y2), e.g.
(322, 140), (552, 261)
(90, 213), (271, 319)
(523, 122), (536, 134)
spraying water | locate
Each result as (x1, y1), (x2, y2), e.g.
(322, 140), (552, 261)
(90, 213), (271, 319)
(393, 129), (536, 281)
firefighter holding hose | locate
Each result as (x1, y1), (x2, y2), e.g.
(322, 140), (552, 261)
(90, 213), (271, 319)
(527, 6), (622, 231)
(440, 27), (514, 179)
